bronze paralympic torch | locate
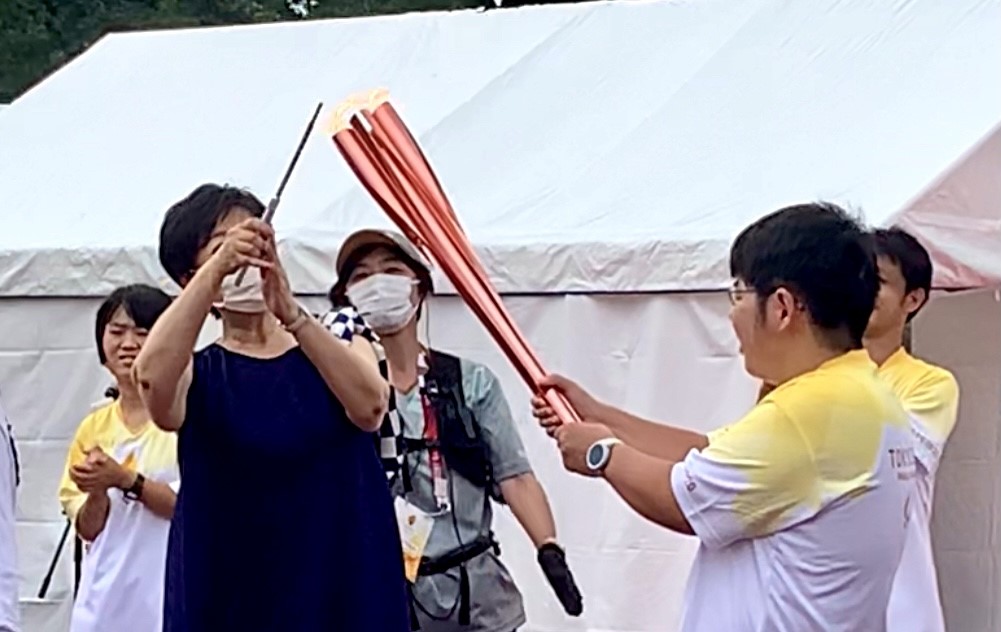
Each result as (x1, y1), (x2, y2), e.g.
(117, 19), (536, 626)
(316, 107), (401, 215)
(327, 89), (581, 427)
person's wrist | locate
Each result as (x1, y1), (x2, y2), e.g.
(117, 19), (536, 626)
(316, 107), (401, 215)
(117, 470), (137, 490)
(592, 400), (614, 426)
(195, 256), (228, 288)
(279, 298), (300, 325)
(592, 436), (623, 477)
(281, 305), (309, 333)
(606, 440), (626, 474)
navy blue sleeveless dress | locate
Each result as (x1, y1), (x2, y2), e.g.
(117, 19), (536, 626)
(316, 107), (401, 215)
(163, 344), (409, 632)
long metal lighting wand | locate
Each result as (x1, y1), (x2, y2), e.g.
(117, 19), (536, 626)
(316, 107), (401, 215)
(234, 101), (323, 286)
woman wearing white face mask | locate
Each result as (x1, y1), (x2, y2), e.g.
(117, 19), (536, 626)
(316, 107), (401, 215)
(133, 185), (410, 632)
(324, 229), (583, 632)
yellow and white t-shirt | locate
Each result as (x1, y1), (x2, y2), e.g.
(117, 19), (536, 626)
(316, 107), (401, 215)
(58, 401), (179, 632)
(671, 351), (915, 632)
(881, 349), (959, 632)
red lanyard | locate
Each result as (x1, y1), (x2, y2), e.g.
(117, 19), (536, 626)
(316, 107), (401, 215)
(418, 354), (450, 512)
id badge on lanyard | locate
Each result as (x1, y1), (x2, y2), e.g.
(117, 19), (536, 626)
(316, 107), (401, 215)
(418, 355), (451, 513)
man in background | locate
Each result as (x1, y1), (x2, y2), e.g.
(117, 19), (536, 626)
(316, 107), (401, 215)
(0, 391), (20, 632)
(865, 227), (960, 632)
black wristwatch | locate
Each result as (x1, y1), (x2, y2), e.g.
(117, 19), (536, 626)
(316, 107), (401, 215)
(124, 472), (145, 501)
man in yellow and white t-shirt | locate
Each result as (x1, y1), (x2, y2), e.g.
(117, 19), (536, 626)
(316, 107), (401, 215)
(674, 350), (913, 630)
(534, 203), (915, 631)
(866, 227), (959, 632)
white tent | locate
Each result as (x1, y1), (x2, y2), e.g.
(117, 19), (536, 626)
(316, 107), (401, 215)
(0, 1), (999, 630)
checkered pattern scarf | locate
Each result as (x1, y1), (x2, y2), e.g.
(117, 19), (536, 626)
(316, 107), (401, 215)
(319, 307), (404, 484)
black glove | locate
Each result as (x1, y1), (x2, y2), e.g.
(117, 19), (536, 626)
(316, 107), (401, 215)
(537, 542), (583, 616)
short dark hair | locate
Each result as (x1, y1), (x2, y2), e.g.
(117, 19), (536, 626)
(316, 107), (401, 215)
(729, 202), (878, 351)
(95, 284), (173, 364)
(159, 184), (265, 285)
(327, 243), (434, 309)
(872, 227), (933, 322)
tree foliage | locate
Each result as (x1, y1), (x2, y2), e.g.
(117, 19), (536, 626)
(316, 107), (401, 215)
(0, 0), (487, 102)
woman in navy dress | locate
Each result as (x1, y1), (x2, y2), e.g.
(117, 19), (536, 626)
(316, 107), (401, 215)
(133, 184), (409, 631)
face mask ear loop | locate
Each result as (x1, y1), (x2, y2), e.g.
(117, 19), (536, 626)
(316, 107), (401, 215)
(418, 292), (431, 351)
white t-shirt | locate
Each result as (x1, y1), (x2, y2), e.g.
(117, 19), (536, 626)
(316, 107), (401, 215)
(880, 349), (960, 632)
(59, 401), (179, 632)
(0, 396), (20, 632)
(671, 351), (916, 632)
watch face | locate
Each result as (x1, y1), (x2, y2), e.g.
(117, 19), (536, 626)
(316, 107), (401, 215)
(586, 443), (605, 470)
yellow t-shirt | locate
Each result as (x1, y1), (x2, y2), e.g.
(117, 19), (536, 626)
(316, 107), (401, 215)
(881, 349), (959, 632)
(59, 401), (178, 521)
(672, 350), (914, 631)
(58, 400), (179, 632)
(878, 348), (959, 475)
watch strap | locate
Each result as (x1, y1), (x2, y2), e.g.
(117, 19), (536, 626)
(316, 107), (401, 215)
(588, 438), (622, 472)
(124, 472), (145, 500)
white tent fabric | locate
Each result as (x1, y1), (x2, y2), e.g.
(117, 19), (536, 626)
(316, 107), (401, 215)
(891, 123), (1001, 288)
(1, 0), (1000, 298)
(913, 289), (1001, 632)
(1, 1), (1000, 632)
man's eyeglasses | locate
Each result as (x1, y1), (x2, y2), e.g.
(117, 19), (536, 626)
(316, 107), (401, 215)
(727, 284), (754, 305)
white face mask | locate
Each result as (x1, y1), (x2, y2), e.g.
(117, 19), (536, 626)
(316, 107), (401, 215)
(346, 273), (418, 334)
(214, 267), (267, 314)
